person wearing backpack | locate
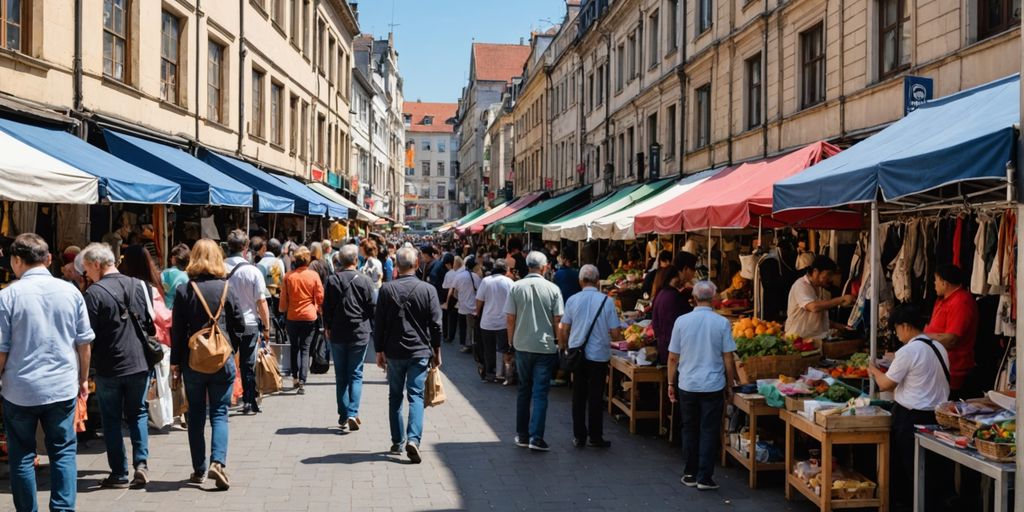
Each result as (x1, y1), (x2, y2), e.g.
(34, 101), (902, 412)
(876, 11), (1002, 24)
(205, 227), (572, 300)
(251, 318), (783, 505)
(323, 244), (376, 431)
(79, 243), (155, 490)
(224, 230), (271, 415)
(170, 239), (247, 490)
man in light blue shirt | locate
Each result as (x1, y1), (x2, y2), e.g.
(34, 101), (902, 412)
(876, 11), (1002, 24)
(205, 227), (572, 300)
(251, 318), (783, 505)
(0, 233), (94, 511)
(558, 264), (622, 448)
(667, 281), (737, 491)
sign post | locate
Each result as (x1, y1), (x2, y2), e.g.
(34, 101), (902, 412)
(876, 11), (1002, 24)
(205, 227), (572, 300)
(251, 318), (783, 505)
(903, 76), (934, 116)
(649, 142), (662, 181)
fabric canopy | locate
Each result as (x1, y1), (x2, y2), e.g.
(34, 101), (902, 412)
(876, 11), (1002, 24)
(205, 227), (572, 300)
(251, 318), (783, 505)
(525, 184), (641, 235)
(589, 169), (721, 240)
(454, 207), (486, 226)
(457, 192), (545, 235)
(489, 186), (592, 235)
(0, 118), (180, 204)
(0, 129), (99, 204)
(272, 174), (345, 218)
(774, 74), (1020, 213)
(200, 150), (304, 214)
(542, 180), (676, 241)
(103, 130), (254, 207)
(308, 182), (379, 223)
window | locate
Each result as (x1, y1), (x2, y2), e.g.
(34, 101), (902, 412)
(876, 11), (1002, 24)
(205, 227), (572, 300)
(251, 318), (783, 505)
(300, 101), (308, 159)
(698, 0), (712, 33)
(745, 53), (762, 129)
(627, 126), (635, 175)
(317, 114), (325, 163)
(421, 161), (431, 176)
(436, 184), (445, 200)
(103, 0), (129, 81)
(271, 0), (284, 28)
(587, 73), (594, 111)
(596, 65), (605, 105)
(438, 161), (445, 176)
(403, 113), (412, 126)
(317, 19), (325, 71)
(1, 0), (26, 52)
(327, 35), (335, 83)
(422, 116), (433, 125)
(878, 0), (911, 78)
(302, 0), (310, 57)
(669, 0), (679, 51)
(628, 33), (637, 79)
(616, 43), (625, 91)
(421, 140), (431, 151)
(160, 11), (181, 104)
(250, 69), (265, 137)
(648, 10), (659, 68)
(695, 84), (711, 149)
(207, 40), (224, 123)
(665, 104), (676, 157)
(979, 0), (1022, 39)
(270, 83), (283, 145)
(290, 0), (300, 45)
(438, 141), (446, 152)
(800, 23), (825, 108)
(289, 94), (299, 153)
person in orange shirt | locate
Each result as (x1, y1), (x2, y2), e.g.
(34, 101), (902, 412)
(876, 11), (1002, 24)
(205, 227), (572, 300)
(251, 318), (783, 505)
(279, 246), (324, 394)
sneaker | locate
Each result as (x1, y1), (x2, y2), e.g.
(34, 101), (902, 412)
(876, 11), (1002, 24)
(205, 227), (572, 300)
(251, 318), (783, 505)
(99, 475), (129, 489)
(528, 438), (550, 452)
(503, 378), (516, 387)
(250, 402), (262, 414)
(338, 416), (346, 428)
(189, 472), (206, 485)
(588, 439), (612, 448)
(241, 403), (252, 415)
(697, 479), (719, 491)
(130, 464), (150, 489)
(346, 417), (361, 431)
(389, 443), (404, 454)
(292, 377), (299, 390)
(680, 475), (698, 487)
(459, 346), (473, 354)
(296, 382), (306, 395)
(207, 462), (230, 490)
(573, 438), (586, 448)
(406, 442), (422, 464)
(514, 435), (529, 448)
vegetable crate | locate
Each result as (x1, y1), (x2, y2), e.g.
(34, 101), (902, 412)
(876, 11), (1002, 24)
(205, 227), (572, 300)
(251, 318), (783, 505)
(738, 354), (820, 383)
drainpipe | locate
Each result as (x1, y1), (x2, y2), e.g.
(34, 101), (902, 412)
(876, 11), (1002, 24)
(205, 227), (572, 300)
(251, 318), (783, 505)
(602, 29), (612, 191)
(237, 0), (246, 153)
(762, 1), (769, 159)
(838, 0), (846, 140)
(677, 0), (688, 173)
(195, 0), (202, 143)
(73, 0), (83, 112)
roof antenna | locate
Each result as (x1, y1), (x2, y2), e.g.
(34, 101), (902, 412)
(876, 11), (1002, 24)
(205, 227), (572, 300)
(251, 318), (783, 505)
(388, 0), (400, 36)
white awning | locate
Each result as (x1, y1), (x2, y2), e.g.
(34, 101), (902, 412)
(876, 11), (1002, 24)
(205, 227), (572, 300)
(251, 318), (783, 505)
(0, 129), (99, 204)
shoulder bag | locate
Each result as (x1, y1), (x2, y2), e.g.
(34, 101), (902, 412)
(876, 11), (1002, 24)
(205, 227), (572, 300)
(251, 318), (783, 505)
(93, 277), (165, 368)
(564, 295), (609, 373)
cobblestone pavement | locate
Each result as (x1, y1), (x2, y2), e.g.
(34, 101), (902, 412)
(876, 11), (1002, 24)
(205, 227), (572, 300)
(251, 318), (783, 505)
(3, 348), (821, 511)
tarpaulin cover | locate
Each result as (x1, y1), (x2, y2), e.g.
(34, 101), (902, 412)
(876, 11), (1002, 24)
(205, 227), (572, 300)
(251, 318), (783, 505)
(589, 169), (721, 240)
(552, 180), (676, 241)
(200, 150), (302, 214)
(103, 130), (253, 207)
(308, 182), (379, 223)
(273, 174), (346, 218)
(0, 117), (181, 204)
(457, 192), (545, 235)
(774, 74), (1020, 212)
(489, 186), (592, 235)
(525, 184), (643, 235)
(454, 207), (486, 226)
(0, 129), (99, 204)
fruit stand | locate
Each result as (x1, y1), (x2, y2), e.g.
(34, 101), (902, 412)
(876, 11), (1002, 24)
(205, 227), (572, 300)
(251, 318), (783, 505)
(607, 355), (665, 434)
(914, 431), (1015, 512)
(722, 392), (785, 488)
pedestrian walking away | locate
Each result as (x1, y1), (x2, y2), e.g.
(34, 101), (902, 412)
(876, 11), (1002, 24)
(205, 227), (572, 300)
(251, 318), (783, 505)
(0, 234), (94, 512)
(280, 246), (325, 394)
(453, 256), (482, 361)
(225, 230), (272, 414)
(374, 246), (443, 464)
(324, 244), (377, 431)
(504, 251), (564, 452)
(475, 258), (514, 383)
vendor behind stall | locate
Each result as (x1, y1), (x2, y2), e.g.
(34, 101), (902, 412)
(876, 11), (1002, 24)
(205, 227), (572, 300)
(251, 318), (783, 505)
(924, 264), (978, 399)
(784, 255), (854, 339)
(867, 303), (949, 509)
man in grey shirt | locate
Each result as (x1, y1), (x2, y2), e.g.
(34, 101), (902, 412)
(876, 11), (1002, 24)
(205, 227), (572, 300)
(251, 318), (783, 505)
(225, 230), (271, 414)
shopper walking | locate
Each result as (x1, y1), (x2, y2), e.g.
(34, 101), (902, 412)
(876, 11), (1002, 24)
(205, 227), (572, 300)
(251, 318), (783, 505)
(170, 239), (247, 490)
(441, 255), (463, 344)
(225, 230), (272, 414)
(279, 246), (324, 394)
(475, 259), (514, 383)
(504, 251), (563, 452)
(161, 243), (190, 309)
(0, 234), (94, 512)
(374, 247), (443, 464)
(558, 264), (622, 448)
(454, 257), (482, 360)
(667, 281), (738, 491)
(324, 244), (376, 431)
(308, 242), (332, 287)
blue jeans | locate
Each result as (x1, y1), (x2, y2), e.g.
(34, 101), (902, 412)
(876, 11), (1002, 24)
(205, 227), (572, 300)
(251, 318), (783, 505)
(95, 371), (151, 478)
(515, 351), (558, 442)
(331, 343), (368, 420)
(183, 358), (235, 473)
(386, 357), (429, 446)
(679, 389), (725, 483)
(239, 327), (260, 405)
(3, 398), (77, 512)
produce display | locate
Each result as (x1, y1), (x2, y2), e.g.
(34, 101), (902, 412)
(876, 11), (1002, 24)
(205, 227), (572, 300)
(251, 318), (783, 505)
(732, 317), (782, 340)
(975, 420), (1016, 444)
(820, 383), (860, 403)
(825, 353), (870, 379)
(622, 322), (655, 350)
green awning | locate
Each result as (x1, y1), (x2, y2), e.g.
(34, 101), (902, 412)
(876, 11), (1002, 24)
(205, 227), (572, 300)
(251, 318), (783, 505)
(455, 206), (487, 226)
(535, 179), (678, 241)
(524, 184), (642, 234)
(489, 186), (592, 235)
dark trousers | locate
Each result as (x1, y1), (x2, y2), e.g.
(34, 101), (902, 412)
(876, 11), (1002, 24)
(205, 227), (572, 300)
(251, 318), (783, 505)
(479, 329), (502, 378)
(239, 326), (260, 405)
(892, 405), (949, 509)
(456, 314), (468, 346)
(679, 389), (724, 483)
(572, 359), (608, 442)
(444, 297), (458, 342)
(287, 320), (316, 383)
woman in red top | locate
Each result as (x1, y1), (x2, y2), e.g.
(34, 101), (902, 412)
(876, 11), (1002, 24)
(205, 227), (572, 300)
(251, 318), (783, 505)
(279, 247), (324, 394)
(925, 264), (978, 399)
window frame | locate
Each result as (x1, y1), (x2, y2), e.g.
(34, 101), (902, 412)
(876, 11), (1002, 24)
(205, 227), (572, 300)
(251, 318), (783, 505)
(668, 0), (680, 52)
(694, 84), (711, 149)
(1, 0), (28, 52)
(103, 0), (130, 82)
(250, 68), (265, 138)
(207, 39), (225, 123)
(697, 0), (713, 34)
(648, 9), (660, 69)
(800, 22), (826, 109)
(270, 82), (284, 146)
(978, 0), (1022, 40)
(878, 0), (910, 79)
(745, 53), (762, 130)
(160, 10), (182, 105)
(665, 104), (677, 158)
(421, 160), (431, 177)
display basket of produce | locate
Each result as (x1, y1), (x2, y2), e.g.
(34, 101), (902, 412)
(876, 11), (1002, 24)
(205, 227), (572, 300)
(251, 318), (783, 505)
(934, 401), (964, 430)
(974, 421), (1016, 462)
(732, 319), (819, 382)
(958, 416), (983, 439)
(975, 439), (1016, 462)
(934, 399), (1001, 431)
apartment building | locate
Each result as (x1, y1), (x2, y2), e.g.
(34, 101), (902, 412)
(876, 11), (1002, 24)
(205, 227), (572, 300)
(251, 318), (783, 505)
(483, 100), (516, 204)
(403, 101), (458, 230)
(512, 31), (556, 197)
(546, 1), (584, 194)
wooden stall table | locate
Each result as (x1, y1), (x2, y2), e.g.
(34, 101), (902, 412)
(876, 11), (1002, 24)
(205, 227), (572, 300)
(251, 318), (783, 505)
(721, 392), (784, 488)
(607, 356), (665, 434)
(780, 409), (890, 512)
(914, 432), (1015, 512)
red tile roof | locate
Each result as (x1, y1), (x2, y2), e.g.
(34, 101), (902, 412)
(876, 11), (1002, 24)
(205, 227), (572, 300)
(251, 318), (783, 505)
(472, 43), (531, 83)
(402, 102), (458, 133)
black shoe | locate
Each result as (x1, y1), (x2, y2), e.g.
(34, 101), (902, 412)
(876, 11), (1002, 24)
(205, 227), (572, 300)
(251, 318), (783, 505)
(514, 435), (529, 448)
(250, 402), (262, 414)
(588, 439), (611, 448)
(99, 476), (130, 489)
(130, 464), (149, 489)
(573, 438), (586, 448)
(406, 442), (422, 464)
(389, 443), (404, 454)
(680, 475), (698, 487)
(241, 403), (252, 415)
(697, 479), (719, 491)
(459, 346), (473, 354)
(528, 438), (550, 452)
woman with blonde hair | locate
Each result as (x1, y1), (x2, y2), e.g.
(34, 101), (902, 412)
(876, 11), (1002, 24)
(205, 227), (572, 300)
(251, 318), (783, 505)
(308, 242), (331, 286)
(170, 239), (246, 490)
(279, 246), (324, 393)
(359, 239), (383, 289)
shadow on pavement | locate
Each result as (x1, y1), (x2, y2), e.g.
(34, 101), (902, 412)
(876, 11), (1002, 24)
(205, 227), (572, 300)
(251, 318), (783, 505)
(275, 426), (340, 436)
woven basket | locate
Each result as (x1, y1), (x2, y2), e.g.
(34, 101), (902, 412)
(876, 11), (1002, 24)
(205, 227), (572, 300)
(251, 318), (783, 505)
(959, 417), (983, 439)
(741, 354), (820, 381)
(934, 407), (961, 430)
(975, 438), (1016, 462)
(822, 339), (863, 360)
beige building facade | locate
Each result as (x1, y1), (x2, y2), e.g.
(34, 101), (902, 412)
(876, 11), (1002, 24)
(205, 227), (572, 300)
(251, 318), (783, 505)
(512, 33), (554, 197)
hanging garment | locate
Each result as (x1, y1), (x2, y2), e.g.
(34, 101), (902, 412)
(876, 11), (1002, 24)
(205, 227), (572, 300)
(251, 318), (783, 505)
(971, 218), (990, 295)
(983, 218), (999, 295)
(892, 220), (920, 303)
(953, 217), (964, 267)
(988, 213), (1008, 294)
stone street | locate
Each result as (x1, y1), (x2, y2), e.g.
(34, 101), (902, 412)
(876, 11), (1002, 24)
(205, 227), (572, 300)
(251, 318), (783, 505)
(4, 349), (819, 512)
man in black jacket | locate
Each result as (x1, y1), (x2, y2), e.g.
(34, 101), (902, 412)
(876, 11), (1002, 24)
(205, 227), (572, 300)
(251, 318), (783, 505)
(375, 247), (442, 464)
(323, 244), (376, 431)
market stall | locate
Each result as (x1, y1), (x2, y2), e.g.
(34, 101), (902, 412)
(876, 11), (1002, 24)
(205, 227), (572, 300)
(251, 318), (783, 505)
(547, 179), (676, 242)
(488, 185), (592, 236)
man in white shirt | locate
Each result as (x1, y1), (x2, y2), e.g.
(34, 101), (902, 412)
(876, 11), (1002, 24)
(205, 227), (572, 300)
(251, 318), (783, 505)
(476, 259), (514, 383)
(453, 257), (482, 359)
(225, 230), (271, 414)
(784, 255), (854, 339)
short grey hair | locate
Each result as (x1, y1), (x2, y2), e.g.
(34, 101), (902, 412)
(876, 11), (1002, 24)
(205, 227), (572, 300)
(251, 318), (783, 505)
(336, 244), (359, 267)
(80, 242), (117, 269)
(525, 250), (547, 270)
(578, 264), (600, 284)
(396, 247), (419, 271)
(693, 280), (717, 302)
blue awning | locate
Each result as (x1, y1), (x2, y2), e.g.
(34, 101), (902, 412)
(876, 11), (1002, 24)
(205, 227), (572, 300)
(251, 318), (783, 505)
(0, 118), (181, 204)
(272, 174), (347, 218)
(103, 130), (255, 208)
(774, 74), (1019, 212)
(199, 150), (311, 215)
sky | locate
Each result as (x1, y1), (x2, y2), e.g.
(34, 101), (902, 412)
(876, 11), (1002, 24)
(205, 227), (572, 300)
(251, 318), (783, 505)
(354, 0), (569, 104)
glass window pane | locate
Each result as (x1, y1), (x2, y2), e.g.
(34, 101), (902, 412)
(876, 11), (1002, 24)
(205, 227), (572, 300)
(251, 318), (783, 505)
(6, 25), (20, 51)
(8, 0), (21, 22)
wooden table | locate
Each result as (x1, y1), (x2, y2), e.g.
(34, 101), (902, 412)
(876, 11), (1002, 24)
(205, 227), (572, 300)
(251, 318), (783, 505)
(914, 432), (1015, 512)
(607, 356), (665, 434)
(721, 392), (784, 488)
(780, 409), (890, 512)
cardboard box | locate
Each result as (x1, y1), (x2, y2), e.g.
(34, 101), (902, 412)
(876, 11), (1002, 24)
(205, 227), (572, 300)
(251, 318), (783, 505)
(814, 407), (892, 430)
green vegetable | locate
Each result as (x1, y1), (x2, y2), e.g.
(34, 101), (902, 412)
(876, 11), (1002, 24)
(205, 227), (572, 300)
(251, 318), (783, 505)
(736, 334), (797, 359)
(848, 353), (869, 367)
(822, 383), (858, 403)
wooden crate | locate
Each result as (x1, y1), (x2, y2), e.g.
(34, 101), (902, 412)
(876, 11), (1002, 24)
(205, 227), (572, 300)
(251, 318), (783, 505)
(821, 338), (863, 360)
(814, 408), (892, 430)
(785, 395), (810, 412)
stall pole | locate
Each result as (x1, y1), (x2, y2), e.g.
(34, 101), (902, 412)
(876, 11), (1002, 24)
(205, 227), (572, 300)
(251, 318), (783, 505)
(302, 216), (307, 242)
(1016, 202), (1023, 512)
(245, 208), (251, 238)
(868, 201), (880, 397)
(707, 227), (712, 270)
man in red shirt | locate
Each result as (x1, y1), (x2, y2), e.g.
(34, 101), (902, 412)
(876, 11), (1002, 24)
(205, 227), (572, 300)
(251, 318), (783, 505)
(924, 264), (978, 399)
